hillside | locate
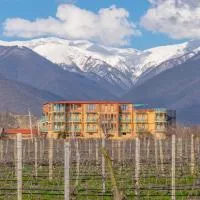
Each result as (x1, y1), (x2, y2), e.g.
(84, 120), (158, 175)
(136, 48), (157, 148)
(0, 45), (115, 100)
(0, 74), (61, 115)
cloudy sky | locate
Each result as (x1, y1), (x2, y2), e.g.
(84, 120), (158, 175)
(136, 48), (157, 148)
(0, 0), (199, 49)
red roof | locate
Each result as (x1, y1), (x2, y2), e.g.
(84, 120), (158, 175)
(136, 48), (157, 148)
(44, 100), (132, 105)
(5, 129), (38, 135)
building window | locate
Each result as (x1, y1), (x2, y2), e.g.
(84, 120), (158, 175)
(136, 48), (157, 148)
(70, 104), (78, 110)
(87, 104), (96, 111)
(120, 104), (128, 111)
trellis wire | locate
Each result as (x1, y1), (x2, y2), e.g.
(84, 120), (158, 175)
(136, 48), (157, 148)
(0, 135), (199, 199)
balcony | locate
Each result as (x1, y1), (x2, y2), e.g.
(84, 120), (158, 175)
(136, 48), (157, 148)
(135, 118), (148, 123)
(156, 127), (167, 132)
(68, 128), (81, 132)
(86, 128), (97, 133)
(53, 127), (66, 132)
(155, 117), (167, 122)
(53, 110), (65, 113)
(67, 118), (81, 122)
(100, 119), (117, 123)
(120, 128), (131, 132)
(155, 109), (167, 114)
(136, 128), (148, 133)
(120, 118), (131, 123)
(86, 118), (98, 123)
(53, 118), (65, 123)
(40, 127), (48, 132)
(40, 117), (48, 123)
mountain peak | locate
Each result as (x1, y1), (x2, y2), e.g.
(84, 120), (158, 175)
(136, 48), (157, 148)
(0, 37), (200, 93)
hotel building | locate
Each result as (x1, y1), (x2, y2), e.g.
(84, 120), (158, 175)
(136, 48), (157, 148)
(40, 101), (176, 139)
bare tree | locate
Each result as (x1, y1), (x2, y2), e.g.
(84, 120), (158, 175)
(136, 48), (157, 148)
(99, 114), (114, 139)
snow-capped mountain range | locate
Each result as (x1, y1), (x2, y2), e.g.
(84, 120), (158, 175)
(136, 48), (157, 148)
(1, 37), (200, 95)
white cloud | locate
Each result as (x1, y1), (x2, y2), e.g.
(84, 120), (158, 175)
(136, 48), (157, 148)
(141, 0), (200, 40)
(3, 4), (141, 46)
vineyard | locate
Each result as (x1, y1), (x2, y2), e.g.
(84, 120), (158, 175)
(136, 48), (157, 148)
(0, 134), (200, 200)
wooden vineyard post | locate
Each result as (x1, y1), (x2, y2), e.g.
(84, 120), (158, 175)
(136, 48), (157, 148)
(14, 139), (17, 176)
(118, 140), (121, 163)
(5, 140), (9, 156)
(111, 140), (114, 164)
(88, 139), (91, 159)
(196, 137), (200, 155)
(122, 140), (125, 167)
(22, 141), (25, 169)
(154, 137), (158, 171)
(191, 134), (195, 175)
(135, 137), (140, 200)
(178, 138), (183, 169)
(147, 138), (150, 163)
(96, 139), (99, 166)
(0, 140), (3, 161)
(159, 139), (164, 174)
(75, 139), (80, 187)
(102, 137), (106, 194)
(48, 138), (53, 180)
(129, 140), (132, 160)
(172, 134), (176, 200)
(28, 139), (31, 158)
(64, 142), (70, 200)
(16, 134), (22, 200)
(143, 137), (147, 160)
(39, 139), (43, 163)
(34, 137), (38, 179)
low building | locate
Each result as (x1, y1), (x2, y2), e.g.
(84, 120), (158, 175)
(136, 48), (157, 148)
(4, 129), (38, 139)
(40, 101), (176, 139)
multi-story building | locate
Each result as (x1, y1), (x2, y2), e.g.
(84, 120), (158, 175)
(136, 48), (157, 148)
(40, 101), (134, 139)
(134, 106), (176, 137)
(40, 101), (176, 139)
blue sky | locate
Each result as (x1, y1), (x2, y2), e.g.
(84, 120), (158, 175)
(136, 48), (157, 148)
(0, 0), (193, 49)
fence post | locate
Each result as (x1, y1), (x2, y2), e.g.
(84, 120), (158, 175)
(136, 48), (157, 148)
(102, 137), (106, 194)
(75, 139), (80, 187)
(118, 140), (121, 163)
(89, 139), (91, 159)
(64, 142), (70, 200)
(178, 138), (182, 169)
(96, 139), (99, 166)
(159, 139), (164, 174)
(172, 134), (176, 200)
(5, 140), (9, 156)
(135, 137), (140, 200)
(17, 133), (22, 200)
(147, 138), (150, 163)
(111, 140), (114, 164)
(0, 140), (3, 161)
(34, 137), (38, 179)
(48, 138), (53, 180)
(154, 137), (158, 171)
(129, 140), (132, 160)
(39, 139), (43, 163)
(191, 134), (195, 175)
(122, 140), (125, 167)
(143, 137), (147, 160)
(14, 139), (17, 176)
(28, 139), (31, 158)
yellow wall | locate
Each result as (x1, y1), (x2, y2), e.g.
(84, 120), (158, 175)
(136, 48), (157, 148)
(41, 103), (172, 139)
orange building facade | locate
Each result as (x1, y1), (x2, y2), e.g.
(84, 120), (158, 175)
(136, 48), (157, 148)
(40, 101), (176, 139)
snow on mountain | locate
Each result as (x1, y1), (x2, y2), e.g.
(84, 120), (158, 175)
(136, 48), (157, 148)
(0, 37), (200, 92)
